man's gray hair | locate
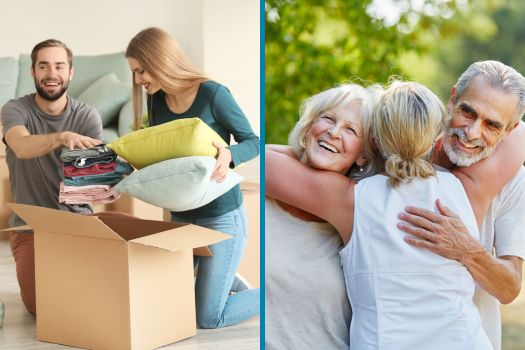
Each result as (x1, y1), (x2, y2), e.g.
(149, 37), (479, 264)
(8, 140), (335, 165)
(454, 60), (525, 127)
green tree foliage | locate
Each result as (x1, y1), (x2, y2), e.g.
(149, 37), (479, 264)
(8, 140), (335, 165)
(421, 0), (525, 105)
(266, 0), (408, 144)
(265, 0), (498, 144)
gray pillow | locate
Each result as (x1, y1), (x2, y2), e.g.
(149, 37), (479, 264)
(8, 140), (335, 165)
(118, 100), (134, 136)
(77, 73), (131, 126)
(0, 56), (18, 106)
(114, 156), (243, 212)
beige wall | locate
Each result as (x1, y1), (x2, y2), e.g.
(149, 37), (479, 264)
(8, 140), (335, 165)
(0, 0), (260, 154)
(0, 0), (202, 63)
(202, 0), (260, 137)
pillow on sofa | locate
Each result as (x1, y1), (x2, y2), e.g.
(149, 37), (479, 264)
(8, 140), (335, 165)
(118, 100), (134, 136)
(107, 118), (227, 169)
(0, 57), (18, 106)
(77, 73), (131, 126)
(114, 156), (243, 212)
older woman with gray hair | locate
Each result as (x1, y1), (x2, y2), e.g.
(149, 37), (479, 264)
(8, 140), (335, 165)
(265, 82), (383, 349)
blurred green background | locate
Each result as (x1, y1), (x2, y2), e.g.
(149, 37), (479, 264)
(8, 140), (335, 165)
(265, 0), (525, 145)
(265, 1), (525, 349)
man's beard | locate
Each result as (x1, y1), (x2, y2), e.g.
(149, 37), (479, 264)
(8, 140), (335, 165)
(34, 78), (69, 101)
(443, 127), (500, 167)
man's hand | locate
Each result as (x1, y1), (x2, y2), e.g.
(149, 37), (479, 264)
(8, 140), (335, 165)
(5, 125), (102, 159)
(211, 140), (232, 182)
(397, 199), (485, 261)
(59, 131), (102, 150)
(397, 199), (522, 303)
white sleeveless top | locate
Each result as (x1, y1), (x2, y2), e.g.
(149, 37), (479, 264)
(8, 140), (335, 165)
(265, 198), (351, 350)
(340, 171), (493, 350)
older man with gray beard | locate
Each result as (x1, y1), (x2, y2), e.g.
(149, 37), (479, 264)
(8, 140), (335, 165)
(397, 60), (525, 350)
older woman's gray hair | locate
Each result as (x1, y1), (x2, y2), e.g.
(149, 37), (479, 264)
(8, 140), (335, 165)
(288, 83), (384, 181)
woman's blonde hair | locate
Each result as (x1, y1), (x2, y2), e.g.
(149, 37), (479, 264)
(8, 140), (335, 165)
(288, 83), (384, 180)
(125, 27), (208, 130)
(373, 81), (447, 187)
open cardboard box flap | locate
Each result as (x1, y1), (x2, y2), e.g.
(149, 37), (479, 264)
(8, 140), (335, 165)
(129, 225), (230, 252)
(98, 215), (231, 253)
(6, 203), (231, 255)
(7, 203), (122, 240)
(0, 224), (32, 231)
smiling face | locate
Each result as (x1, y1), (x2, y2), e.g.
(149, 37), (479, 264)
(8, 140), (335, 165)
(303, 101), (366, 174)
(127, 57), (161, 95)
(444, 76), (518, 167)
(31, 47), (71, 101)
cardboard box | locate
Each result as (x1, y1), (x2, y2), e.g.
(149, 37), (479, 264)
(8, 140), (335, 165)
(7, 203), (231, 350)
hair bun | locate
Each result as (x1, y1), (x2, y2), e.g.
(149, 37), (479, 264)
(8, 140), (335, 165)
(384, 155), (435, 187)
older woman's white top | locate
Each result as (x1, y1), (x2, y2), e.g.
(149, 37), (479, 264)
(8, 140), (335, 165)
(265, 198), (351, 350)
(340, 171), (493, 350)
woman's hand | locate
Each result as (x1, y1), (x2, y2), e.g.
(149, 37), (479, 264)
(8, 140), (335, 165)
(211, 140), (232, 182)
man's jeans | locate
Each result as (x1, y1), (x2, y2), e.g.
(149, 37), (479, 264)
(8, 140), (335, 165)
(171, 205), (260, 328)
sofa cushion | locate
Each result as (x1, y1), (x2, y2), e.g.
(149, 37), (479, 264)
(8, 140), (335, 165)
(0, 57), (19, 106)
(77, 73), (131, 126)
(114, 156), (243, 212)
(16, 52), (131, 98)
(102, 126), (119, 144)
(118, 100), (134, 136)
(107, 118), (228, 169)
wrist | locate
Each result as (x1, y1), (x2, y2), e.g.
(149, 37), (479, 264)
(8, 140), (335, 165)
(56, 131), (66, 144)
(225, 147), (233, 167)
(459, 243), (487, 267)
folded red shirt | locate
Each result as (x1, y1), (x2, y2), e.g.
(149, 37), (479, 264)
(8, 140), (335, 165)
(62, 162), (117, 177)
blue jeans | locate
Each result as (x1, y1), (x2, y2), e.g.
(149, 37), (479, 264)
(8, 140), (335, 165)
(171, 205), (260, 328)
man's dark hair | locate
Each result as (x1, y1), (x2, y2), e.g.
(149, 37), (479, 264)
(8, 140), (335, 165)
(30, 39), (73, 70)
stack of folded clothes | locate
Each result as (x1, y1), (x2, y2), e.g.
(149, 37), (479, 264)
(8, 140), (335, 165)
(59, 144), (134, 205)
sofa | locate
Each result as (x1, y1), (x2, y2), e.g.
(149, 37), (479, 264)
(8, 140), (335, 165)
(0, 52), (134, 142)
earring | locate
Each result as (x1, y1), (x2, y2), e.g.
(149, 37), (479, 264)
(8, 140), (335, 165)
(359, 166), (364, 172)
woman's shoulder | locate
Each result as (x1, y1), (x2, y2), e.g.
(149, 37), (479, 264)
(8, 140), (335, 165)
(357, 174), (388, 186)
(435, 169), (462, 185)
(201, 80), (223, 91)
(198, 81), (236, 108)
(201, 80), (233, 95)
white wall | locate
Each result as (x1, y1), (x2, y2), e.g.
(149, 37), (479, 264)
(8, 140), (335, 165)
(202, 0), (260, 136)
(0, 0), (201, 60)
(202, 0), (261, 182)
(0, 0), (260, 174)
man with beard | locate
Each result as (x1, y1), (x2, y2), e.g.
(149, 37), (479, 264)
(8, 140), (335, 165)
(397, 60), (525, 350)
(1, 39), (103, 316)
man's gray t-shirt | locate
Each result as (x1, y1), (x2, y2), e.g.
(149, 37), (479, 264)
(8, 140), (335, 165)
(1, 93), (103, 227)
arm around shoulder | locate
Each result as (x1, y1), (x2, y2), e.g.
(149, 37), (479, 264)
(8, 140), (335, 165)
(265, 147), (356, 242)
(266, 144), (295, 157)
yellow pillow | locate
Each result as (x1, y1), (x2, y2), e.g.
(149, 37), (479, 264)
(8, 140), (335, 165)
(107, 118), (227, 169)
